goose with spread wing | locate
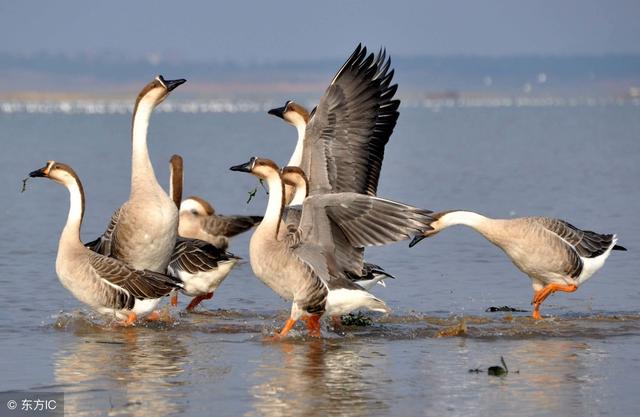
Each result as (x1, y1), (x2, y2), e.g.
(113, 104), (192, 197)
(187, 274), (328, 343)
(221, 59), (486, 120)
(230, 157), (433, 337)
(268, 44), (400, 203)
(410, 210), (627, 319)
(29, 161), (180, 324)
(280, 166), (394, 290)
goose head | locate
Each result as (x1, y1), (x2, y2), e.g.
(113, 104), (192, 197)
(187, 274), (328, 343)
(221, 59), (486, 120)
(135, 75), (186, 111)
(280, 166), (308, 205)
(408, 211), (459, 247)
(29, 160), (80, 188)
(267, 100), (310, 127)
(180, 196), (216, 217)
(230, 157), (281, 180)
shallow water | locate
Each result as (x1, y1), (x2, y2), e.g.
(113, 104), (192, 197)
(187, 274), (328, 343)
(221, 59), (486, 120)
(1, 105), (639, 416)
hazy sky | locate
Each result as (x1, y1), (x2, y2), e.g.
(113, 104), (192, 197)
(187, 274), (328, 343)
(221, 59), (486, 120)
(1, 0), (639, 61)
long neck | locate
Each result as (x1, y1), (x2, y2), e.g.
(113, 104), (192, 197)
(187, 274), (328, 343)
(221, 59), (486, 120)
(287, 124), (306, 167)
(131, 97), (158, 193)
(257, 173), (285, 239)
(170, 161), (183, 209)
(438, 211), (489, 232)
(60, 179), (85, 248)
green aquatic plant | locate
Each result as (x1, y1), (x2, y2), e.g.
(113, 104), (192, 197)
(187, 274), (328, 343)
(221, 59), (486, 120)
(485, 306), (527, 313)
(469, 356), (518, 376)
(340, 312), (373, 326)
(487, 356), (509, 376)
(20, 177), (29, 193)
(246, 179), (268, 204)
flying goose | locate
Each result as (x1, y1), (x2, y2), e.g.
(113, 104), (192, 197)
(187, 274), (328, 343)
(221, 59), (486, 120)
(29, 161), (181, 325)
(166, 155), (240, 311)
(268, 44), (400, 203)
(230, 157), (433, 337)
(280, 166), (394, 290)
(410, 210), (627, 319)
(87, 75), (186, 272)
(178, 197), (262, 250)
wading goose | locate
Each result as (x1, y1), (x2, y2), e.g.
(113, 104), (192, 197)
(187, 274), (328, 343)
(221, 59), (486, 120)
(268, 44), (400, 203)
(179, 197), (262, 250)
(29, 161), (181, 324)
(230, 157), (433, 337)
(280, 166), (394, 290)
(410, 211), (627, 319)
(166, 155), (240, 311)
(87, 75), (186, 272)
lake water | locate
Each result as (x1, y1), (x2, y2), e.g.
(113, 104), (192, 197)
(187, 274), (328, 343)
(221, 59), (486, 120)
(1, 103), (639, 417)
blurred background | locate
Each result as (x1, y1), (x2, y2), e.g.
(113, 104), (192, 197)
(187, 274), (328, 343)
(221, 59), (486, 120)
(1, 0), (640, 102)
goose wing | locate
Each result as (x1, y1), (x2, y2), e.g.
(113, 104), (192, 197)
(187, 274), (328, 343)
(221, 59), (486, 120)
(300, 193), (433, 248)
(85, 207), (121, 256)
(168, 237), (239, 275)
(303, 44), (400, 197)
(88, 251), (180, 299)
(535, 217), (616, 258)
(201, 214), (262, 238)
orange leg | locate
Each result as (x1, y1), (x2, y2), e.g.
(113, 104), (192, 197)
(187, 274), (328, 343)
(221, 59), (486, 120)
(123, 312), (137, 326)
(531, 283), (578, 320)
(146, 310), (161, 321)
(278, 318), (297, 337)
(304, 315), (322, 337)
(186, 292), (214, 312)
(170, 292), (178, 307)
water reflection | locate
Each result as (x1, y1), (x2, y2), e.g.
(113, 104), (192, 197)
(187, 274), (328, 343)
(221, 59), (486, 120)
(439, 338), (605, 417)
(248, 339), (391, 417)
(53, 324), (188, 417)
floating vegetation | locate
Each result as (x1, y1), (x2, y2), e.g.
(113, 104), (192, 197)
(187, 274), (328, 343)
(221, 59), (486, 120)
(341, 312), (373, 326)
(485, 306), (527, 312)
(469, 356), (519, 376)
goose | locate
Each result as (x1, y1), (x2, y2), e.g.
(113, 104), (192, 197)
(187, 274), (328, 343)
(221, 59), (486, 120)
(280, 166), (394, 290)
(230, 157), (433, 337)
(29, 161), (181, 324)
(179, 197), (262, 250)
(268, 44), (400, 203)
(165, 155), (240, 311)
(409, 210), (627, 319)
(87, 75), (186, 272)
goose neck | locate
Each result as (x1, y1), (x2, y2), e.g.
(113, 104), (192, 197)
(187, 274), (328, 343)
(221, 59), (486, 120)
(131, 97), (158, 192)
(287, 124), (306, 167)
(59, 178), (85, 249)
(258, 173), (285, 239)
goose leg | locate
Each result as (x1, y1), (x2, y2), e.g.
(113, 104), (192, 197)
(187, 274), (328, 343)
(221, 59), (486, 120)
(122, 312), (137, 326)
(301, 315), (322, 337)
(145, 310), (161, 321)
(186, 292), (214, 312)
(278, 318), (297, 337)
(170, 291), (178, 307)
(531, 283), (578, 320)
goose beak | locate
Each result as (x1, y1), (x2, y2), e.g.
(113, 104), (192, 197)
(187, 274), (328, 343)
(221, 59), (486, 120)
(267, 105), (286, 119)
(29, 166), (48, 178)
(409, 226), (438, 248)
(408, 235), (425, 248)
(158, 75), (187, 92)
(230, 158), (255, 173)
